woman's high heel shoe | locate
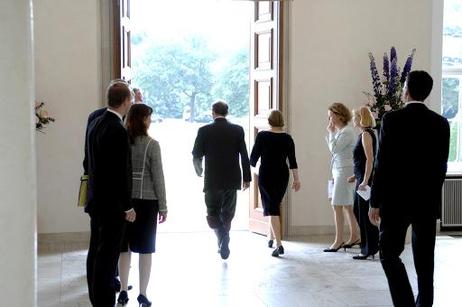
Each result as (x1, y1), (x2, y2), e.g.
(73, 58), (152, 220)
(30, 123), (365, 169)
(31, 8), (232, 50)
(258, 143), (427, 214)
(117, 291), (129, 305)
(352, 253), (375, 260)
(271, 245), (284, 257)
(343, 239), (361, 249)
(323, 242), (344, 252)
(137, 294), (152, 307)
(268, 239), (274, 248)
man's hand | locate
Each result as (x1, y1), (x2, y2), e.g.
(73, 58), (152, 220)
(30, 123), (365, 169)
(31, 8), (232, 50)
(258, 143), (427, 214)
(158, 212), (167, 224)
(193, 157), (203, 177)
(242, 181), (250, 191)
(368, 207), (380, 227)
(125, 208), (136, 223)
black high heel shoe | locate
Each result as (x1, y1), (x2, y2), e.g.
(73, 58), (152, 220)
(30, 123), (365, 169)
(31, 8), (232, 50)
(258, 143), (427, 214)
(323, 242), (344, 252)
(343, 239), (361, 249)
(352, 253), (376, 260)
(117, 291), (129, 305)
(137, 294), (152, 307)
(268, 239), (274, 248)
(271, 245), (284, 257)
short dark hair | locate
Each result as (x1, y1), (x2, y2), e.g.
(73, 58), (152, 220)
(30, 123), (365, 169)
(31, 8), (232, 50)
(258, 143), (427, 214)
(106, 81), (132, 108)
(406, 70), (433, 102)
(126, 104), (153, 144)
(212, 101), (228, 116)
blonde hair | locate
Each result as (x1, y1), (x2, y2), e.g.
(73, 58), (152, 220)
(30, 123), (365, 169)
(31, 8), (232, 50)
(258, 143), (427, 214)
(328, 102), (352, 124)
(268, 110), (284, 128)
(353, 106), (376, 128)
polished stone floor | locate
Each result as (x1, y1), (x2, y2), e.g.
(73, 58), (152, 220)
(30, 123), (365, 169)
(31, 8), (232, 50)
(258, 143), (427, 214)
(38, 231), (462, 307)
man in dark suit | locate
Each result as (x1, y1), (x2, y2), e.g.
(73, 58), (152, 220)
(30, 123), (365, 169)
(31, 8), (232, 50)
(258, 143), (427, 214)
(370, 70), (450, 307)
(192, 101), (251, 260)
(86, 81), (136, 306)
(83, 105), (134, 294)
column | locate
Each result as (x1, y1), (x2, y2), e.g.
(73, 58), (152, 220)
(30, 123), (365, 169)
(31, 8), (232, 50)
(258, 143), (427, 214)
(0, 0), (37, 306)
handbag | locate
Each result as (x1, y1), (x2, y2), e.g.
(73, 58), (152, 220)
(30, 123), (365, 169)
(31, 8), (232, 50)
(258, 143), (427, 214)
(78, 174), (89, 207)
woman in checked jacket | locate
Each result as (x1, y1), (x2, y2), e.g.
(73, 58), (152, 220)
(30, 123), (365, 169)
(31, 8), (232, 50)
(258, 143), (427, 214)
(118, 104), (167, 307)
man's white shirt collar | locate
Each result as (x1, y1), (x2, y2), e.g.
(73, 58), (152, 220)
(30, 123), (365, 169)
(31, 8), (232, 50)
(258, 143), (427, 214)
(405, 100), (424, 106)
(107, 108), (124, 122)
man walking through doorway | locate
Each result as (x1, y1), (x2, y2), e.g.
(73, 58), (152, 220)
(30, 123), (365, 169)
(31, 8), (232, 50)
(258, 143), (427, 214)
(192, 100), (251, 260)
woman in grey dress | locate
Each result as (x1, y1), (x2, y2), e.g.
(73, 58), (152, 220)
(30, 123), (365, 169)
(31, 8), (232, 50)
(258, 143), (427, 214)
(324, 103), (360, 252)
(117, 104), (167, 307)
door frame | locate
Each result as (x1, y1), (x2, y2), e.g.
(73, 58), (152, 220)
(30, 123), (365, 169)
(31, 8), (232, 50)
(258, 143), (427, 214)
(100, 0), (292, 237)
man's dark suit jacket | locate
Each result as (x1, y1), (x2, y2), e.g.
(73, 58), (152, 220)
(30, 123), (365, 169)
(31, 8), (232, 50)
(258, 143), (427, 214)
(371, 102), (450, 219)
(83, 107), (106, 175)
(192, 117), (251, 191)
(86, 110), (132, 218)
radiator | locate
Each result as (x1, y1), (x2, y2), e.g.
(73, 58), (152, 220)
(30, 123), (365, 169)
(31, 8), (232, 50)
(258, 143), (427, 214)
(442, 177), (462, 228)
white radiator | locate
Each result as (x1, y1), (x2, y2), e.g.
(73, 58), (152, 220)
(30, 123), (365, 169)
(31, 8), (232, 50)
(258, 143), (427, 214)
(442, 177), (462, 228)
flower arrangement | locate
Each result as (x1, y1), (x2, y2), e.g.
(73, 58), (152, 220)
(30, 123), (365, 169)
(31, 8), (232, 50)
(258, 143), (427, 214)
(35, 101), (55, 132)
(364, 47), (416, 125)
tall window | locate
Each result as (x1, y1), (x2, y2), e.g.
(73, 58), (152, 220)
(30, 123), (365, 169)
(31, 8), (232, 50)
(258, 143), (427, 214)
(442, 0), (462, 172)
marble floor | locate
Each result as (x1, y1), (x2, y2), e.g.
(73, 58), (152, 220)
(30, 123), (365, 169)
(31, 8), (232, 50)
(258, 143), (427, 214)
(38, 231), (462, 307)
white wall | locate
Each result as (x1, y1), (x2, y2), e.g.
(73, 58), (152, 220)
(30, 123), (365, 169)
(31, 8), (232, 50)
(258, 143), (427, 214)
(287, 0), (433, 232)
(34, 0), (437, 234)
(34, 0), (101, 233)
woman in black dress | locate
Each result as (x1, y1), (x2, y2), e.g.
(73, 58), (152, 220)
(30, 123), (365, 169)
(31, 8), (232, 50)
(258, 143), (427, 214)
(347, 106), (379, 259)
(250, 110), (301, 257)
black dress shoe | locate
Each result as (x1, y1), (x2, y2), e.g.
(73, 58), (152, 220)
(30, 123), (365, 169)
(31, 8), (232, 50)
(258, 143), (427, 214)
(117, 290), (129, 305)
(219, 234), (230, 260)
(137, 294), (152, 307)
(352, 253), (376, 260)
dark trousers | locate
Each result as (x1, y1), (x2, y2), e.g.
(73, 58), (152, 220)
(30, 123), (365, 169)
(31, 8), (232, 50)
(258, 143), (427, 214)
(86, 213), (125, 307)
(354, 182), (379, 255)
(204, 189), (237, 235)
(379, 213), (436, 307)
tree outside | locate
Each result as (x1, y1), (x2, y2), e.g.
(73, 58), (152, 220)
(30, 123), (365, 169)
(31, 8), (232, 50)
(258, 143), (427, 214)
(130, 0), (252, 232)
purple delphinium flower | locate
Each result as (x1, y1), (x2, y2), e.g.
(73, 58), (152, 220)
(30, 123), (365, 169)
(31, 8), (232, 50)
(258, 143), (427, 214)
(390, 46), (397, 64)
(383, 53), (390, 85)
(388, 57), (398, 99)
(369, 52), (383, 100)
(400, 48), (416, 85)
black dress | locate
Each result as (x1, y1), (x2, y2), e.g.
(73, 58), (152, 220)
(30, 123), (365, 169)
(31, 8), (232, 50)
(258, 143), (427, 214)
(353, 128), (379, 255)
(250, 131), (298, 216)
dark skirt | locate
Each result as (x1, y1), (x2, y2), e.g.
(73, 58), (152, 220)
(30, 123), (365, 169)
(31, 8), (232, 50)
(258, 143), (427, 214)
(258, 167), (289, 216)
(121, 198), (159, 254)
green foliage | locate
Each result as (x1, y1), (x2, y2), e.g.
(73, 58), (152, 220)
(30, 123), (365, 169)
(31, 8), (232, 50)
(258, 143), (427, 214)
(132, 36), (249, 121)
(442, 78), (460, 119)
(133, 37), (216, 120)
(213, 50), (250, 117)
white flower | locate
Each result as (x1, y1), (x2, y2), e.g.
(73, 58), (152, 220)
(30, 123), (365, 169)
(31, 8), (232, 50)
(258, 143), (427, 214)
(384, 105), (392, 111)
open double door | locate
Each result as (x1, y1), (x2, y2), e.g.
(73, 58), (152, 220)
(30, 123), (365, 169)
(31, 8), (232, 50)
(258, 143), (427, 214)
(112, 0), (286, 235)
